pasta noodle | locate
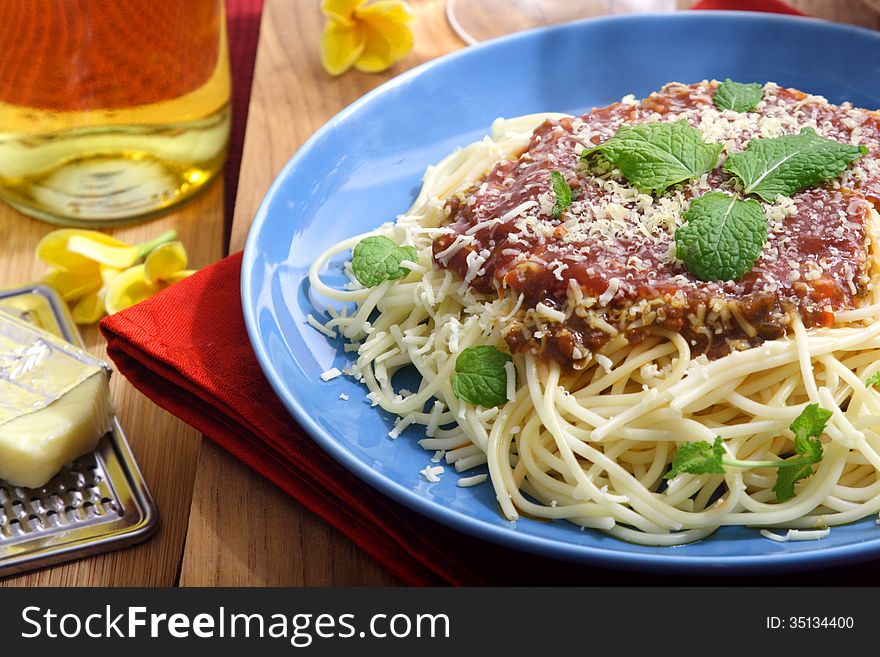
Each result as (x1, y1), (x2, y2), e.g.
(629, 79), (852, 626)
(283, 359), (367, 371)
(307, 85), (880, 545)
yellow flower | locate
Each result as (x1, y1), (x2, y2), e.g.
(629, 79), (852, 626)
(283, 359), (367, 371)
(320, 0), (414, 76)
(104, 242), (196, 315)
(37, 229), (192, 324)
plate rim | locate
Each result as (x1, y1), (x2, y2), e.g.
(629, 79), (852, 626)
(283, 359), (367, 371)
(242, 10), (880, 574)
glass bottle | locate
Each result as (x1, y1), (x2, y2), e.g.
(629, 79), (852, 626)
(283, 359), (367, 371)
(0, 0), (231, 226)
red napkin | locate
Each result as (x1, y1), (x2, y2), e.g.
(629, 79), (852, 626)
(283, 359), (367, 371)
(104, 0), (864, 587)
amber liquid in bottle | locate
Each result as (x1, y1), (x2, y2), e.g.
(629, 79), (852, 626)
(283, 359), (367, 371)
(0, 0), (231, 225)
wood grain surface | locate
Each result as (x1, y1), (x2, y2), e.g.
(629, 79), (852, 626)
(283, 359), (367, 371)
(179, 0), (880, 587)
(0, 179), (225, 586)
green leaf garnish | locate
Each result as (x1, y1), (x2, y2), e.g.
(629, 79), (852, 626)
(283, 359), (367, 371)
(550, 170), (573, 219)
(666, 404), (830, 501)
(865, 371), (880, 388)
(582, 120), (722, 194)
(724, 127), (867, 202)
(451, 346), (512, 408)
(675, 191), (767, 281)
(772, 463), (815, 503)
(351, 236), (418, 287)
(664, 436), (726, 479)
(789, 403), (830, 463)
(773, 403), (830, 501)
(714, 79), (764, 113)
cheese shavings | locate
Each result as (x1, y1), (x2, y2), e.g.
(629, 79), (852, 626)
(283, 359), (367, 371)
(457, 474), (488, 488)
(535, 302), (566, 323)
(307, 314), (337, 339)
(420, 465), (445, 483)
(759, 528), (830, 542)
(505, 361), (516, 402)
(320, 367), (342, 381)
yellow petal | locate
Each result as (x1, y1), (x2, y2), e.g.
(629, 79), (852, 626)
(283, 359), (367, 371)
(162, 269), (197, 285)
(103, 265), (159, 315)
(66, 235), (140, 269)
(36, 229), (128, 272)
(42, 268), (102, 301)
(353, 29), (395, 73)
(355, 1), (414, 24)
(320, 21), (366, 75)
(100, 265), (122, 287)
(360, 11), (414, 57)
(354, 19), (412, 72)
(144, 241), (188, 286)
(322, 0), (363, 24)
(71, 292), (106, 324)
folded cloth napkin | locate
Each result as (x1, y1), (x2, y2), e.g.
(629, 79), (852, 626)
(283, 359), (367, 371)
(103, 0), (844, 586)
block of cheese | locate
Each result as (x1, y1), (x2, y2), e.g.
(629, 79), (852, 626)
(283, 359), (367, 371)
(0, 310), (113, 488)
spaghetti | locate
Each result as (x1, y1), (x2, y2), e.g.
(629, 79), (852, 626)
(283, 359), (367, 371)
(308, 81), (880, 545)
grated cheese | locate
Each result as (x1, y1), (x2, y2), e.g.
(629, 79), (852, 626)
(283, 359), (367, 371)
(457, 474), (488, 488)
(434, 233), (475, 262)
(759, 528), (830, 542)
(505, 361), (516, 402)
(598, 278), (620, 306)
(388, 413), (415, 439)
(535, 302), (566, 323)
(307, 314), (337, 339)
(320, 367), (342, 381)
(420, 465), (445, 483)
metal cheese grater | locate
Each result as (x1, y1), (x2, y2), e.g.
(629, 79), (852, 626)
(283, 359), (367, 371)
(0, 285), (157, 576)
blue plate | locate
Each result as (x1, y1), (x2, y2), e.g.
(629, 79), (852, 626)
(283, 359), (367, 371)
(242, 12), (880, 573)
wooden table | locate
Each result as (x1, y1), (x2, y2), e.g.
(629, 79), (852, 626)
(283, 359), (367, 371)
(2, 0), (878, 587)
(0, 183), (224, 586)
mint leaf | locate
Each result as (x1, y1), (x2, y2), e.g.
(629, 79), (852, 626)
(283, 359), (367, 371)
(790, 403), (831, 444)
(451, 346), (512, 407)
(790, 403), (829, 463)
(582, 120), (722, 194)
(351, 236), (417, 287)
(550, 170), (573, 219)
(795, 434), (824, 465)
(773, 462), (815, 503)
(675, 192), (767, 281)
(724, 127), (867, 201)
(665, 436), (726, 479)
(714, 79), (763, 113)
(866, 371), (880, 388)
(665, 406), (831, 499)
(772, 404), (830, 502)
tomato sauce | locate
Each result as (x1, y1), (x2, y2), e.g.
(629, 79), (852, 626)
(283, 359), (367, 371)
(432, 82), (880, 361)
